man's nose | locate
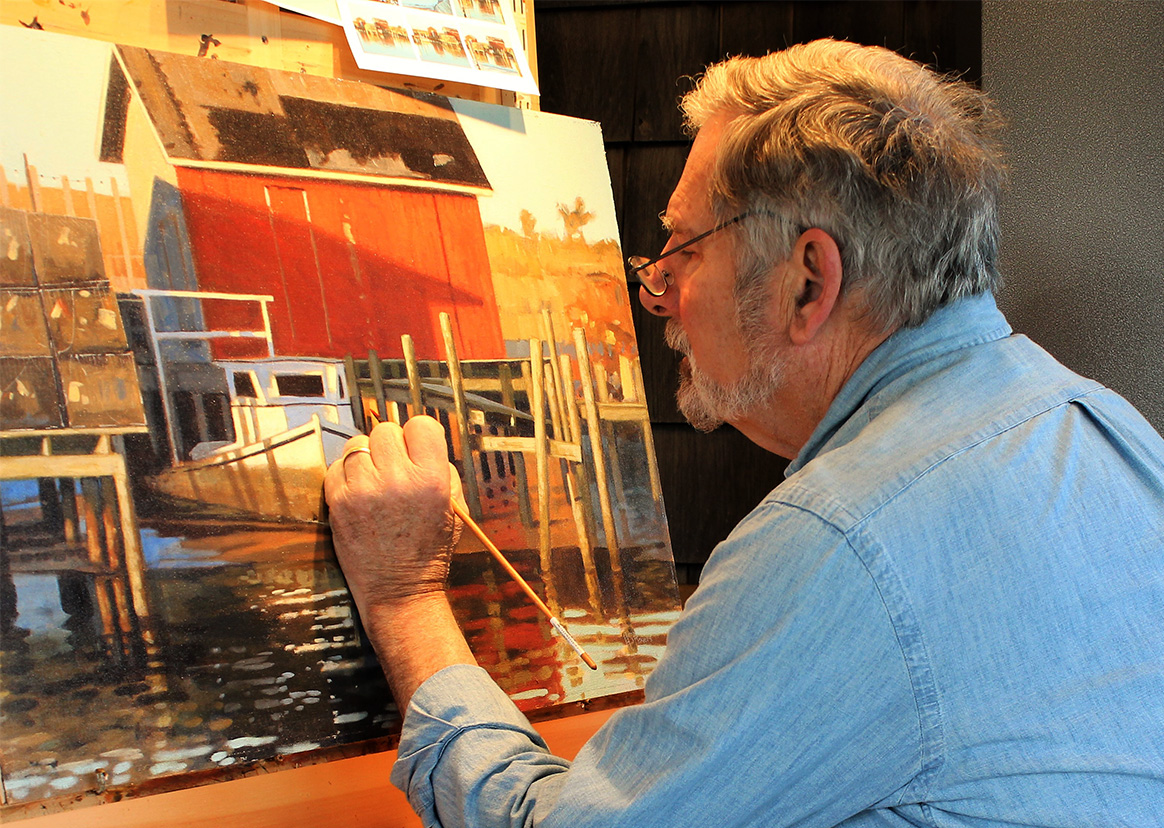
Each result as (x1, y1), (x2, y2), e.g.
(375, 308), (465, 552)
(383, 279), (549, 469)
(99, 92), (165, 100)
(638, 284), (674, 317)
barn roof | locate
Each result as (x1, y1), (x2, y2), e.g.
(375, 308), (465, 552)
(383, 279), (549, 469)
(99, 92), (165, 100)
(105, 46), (492, 193)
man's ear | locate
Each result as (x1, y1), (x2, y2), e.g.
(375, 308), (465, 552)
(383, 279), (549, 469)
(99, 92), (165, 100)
(787, 228), (843, 345)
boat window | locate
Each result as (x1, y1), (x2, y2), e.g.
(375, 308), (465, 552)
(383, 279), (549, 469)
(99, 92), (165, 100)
(275, 373), (325, 398)
(233, 371), (258, 398)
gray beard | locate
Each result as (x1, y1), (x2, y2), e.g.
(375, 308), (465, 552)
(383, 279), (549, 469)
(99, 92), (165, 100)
(664, 319), (787, 433)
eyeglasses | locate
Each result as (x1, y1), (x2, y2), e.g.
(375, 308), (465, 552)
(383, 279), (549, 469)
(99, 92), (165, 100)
(627, 212), (758, 297)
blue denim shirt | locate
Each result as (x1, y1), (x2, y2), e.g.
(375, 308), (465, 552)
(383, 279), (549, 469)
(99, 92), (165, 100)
(392, 293), (1164, 827)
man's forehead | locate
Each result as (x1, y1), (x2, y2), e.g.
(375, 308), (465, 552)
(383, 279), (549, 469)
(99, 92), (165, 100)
(663, 173), (705, 233)
(664, 114), (727, 233)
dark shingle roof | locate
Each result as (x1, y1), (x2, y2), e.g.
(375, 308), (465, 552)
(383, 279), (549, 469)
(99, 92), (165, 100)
(112, 46), (491, 191)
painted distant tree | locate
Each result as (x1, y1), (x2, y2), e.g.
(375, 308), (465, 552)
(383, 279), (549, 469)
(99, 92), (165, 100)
(519, 208), (537, 238)
(557, 196), (595, 241)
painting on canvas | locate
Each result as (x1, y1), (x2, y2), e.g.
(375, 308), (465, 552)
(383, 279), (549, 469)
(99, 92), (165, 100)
(0, 27), (678, 808)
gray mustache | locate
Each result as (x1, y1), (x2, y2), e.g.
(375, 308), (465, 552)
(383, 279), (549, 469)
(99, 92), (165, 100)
(664, 320), (691, 356)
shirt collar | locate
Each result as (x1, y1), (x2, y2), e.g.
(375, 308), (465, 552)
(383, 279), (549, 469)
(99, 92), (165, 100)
(786, 292), (1014, 476)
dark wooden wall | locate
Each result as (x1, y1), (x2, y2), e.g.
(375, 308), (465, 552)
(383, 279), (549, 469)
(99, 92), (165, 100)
(534, 0), (982, 578)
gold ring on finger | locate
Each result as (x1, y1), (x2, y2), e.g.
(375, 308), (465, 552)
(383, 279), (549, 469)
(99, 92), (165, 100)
(342, 445), (373, 462)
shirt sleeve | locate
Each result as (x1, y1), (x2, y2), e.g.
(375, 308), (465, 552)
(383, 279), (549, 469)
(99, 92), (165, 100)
(391, 663), (571, 828)
(393, 501), (926, 828)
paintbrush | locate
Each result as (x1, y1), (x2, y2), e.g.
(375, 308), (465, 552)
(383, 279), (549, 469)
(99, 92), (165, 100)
(449, 498), (598, 671)
(364, 411), (597, 670)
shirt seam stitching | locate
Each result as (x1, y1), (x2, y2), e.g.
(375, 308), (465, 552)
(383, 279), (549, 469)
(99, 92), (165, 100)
(777, 382), (1106, 530)
(747, 498), (944, 805)
(837, 522), (945, 805)
(868, 383), (1106, 519)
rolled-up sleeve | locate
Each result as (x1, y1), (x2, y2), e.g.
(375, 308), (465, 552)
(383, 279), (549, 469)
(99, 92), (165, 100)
(392, 664), (571, 828)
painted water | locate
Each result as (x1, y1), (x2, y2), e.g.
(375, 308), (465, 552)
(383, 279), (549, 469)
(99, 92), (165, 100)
(0, 500), (679, 805)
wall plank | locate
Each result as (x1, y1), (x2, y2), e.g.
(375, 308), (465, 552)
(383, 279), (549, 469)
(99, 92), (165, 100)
(630, 4), (720, 142)
(791, 1), (907, 50)
(536, 8), (638, 140)
(904, 1), (982, 81)
(620, 142), (690, 267)
(652, 424), (790, 566)
(719, 2), (797, 56)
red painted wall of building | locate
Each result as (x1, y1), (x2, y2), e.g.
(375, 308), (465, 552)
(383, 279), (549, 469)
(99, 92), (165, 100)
(175, 168), (504, 362)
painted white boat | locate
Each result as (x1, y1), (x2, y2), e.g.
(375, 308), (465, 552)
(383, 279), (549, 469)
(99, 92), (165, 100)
(150, 358), (358, 523)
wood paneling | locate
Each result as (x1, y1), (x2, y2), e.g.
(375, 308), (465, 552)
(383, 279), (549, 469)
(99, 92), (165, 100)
(604, 144), (628, 239)
(903, 1), (982, 81)
(652, 423), (789, 565)
(630, 4), (720, 142)
(536, 8), (639, 140)
(620, 142), (689, 263)
(790, 1), (907, 50)
(718, 3), (797, 56)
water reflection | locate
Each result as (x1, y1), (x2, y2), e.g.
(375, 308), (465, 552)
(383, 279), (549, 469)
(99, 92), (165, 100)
(1, 517), (679, 804)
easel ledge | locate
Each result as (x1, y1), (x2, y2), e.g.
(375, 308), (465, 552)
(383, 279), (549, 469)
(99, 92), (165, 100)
(12, 706), (615, 827)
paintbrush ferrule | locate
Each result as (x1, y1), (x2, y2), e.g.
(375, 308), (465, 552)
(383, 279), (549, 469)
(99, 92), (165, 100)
(549, 616), (598, 670)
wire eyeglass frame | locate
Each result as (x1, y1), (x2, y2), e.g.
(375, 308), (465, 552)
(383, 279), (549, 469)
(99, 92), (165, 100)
(627, 211), (759, 297)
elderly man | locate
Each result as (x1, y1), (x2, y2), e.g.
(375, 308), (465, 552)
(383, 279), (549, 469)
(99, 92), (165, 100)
(325, 40), (1164, 827)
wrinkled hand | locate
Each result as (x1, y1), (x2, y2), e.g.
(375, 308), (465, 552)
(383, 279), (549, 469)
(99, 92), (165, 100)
(324, 416), (463, 617)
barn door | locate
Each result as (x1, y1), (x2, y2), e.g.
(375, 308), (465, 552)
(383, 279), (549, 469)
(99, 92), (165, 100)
(263, 185), (333, 354)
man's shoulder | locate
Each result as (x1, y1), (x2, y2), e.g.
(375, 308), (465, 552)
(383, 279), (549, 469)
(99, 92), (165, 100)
(775, 333), (1149, 530)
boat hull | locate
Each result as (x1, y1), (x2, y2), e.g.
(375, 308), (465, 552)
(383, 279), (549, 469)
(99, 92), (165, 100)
(149, 416), (350, 523)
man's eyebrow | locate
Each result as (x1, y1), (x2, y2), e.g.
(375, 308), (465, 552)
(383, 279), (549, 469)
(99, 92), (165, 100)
(659, 212), (683, 234)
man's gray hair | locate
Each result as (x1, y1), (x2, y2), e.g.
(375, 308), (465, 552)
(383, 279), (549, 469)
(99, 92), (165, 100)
(682, 39), (1007, 330)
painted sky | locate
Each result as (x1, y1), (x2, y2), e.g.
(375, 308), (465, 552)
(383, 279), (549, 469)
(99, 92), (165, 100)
(0, 28), (131, 197)
(453, 99), (622, 242)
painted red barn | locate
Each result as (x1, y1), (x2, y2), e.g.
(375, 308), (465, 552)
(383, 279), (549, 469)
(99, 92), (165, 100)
(103, 45), (504, 363)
